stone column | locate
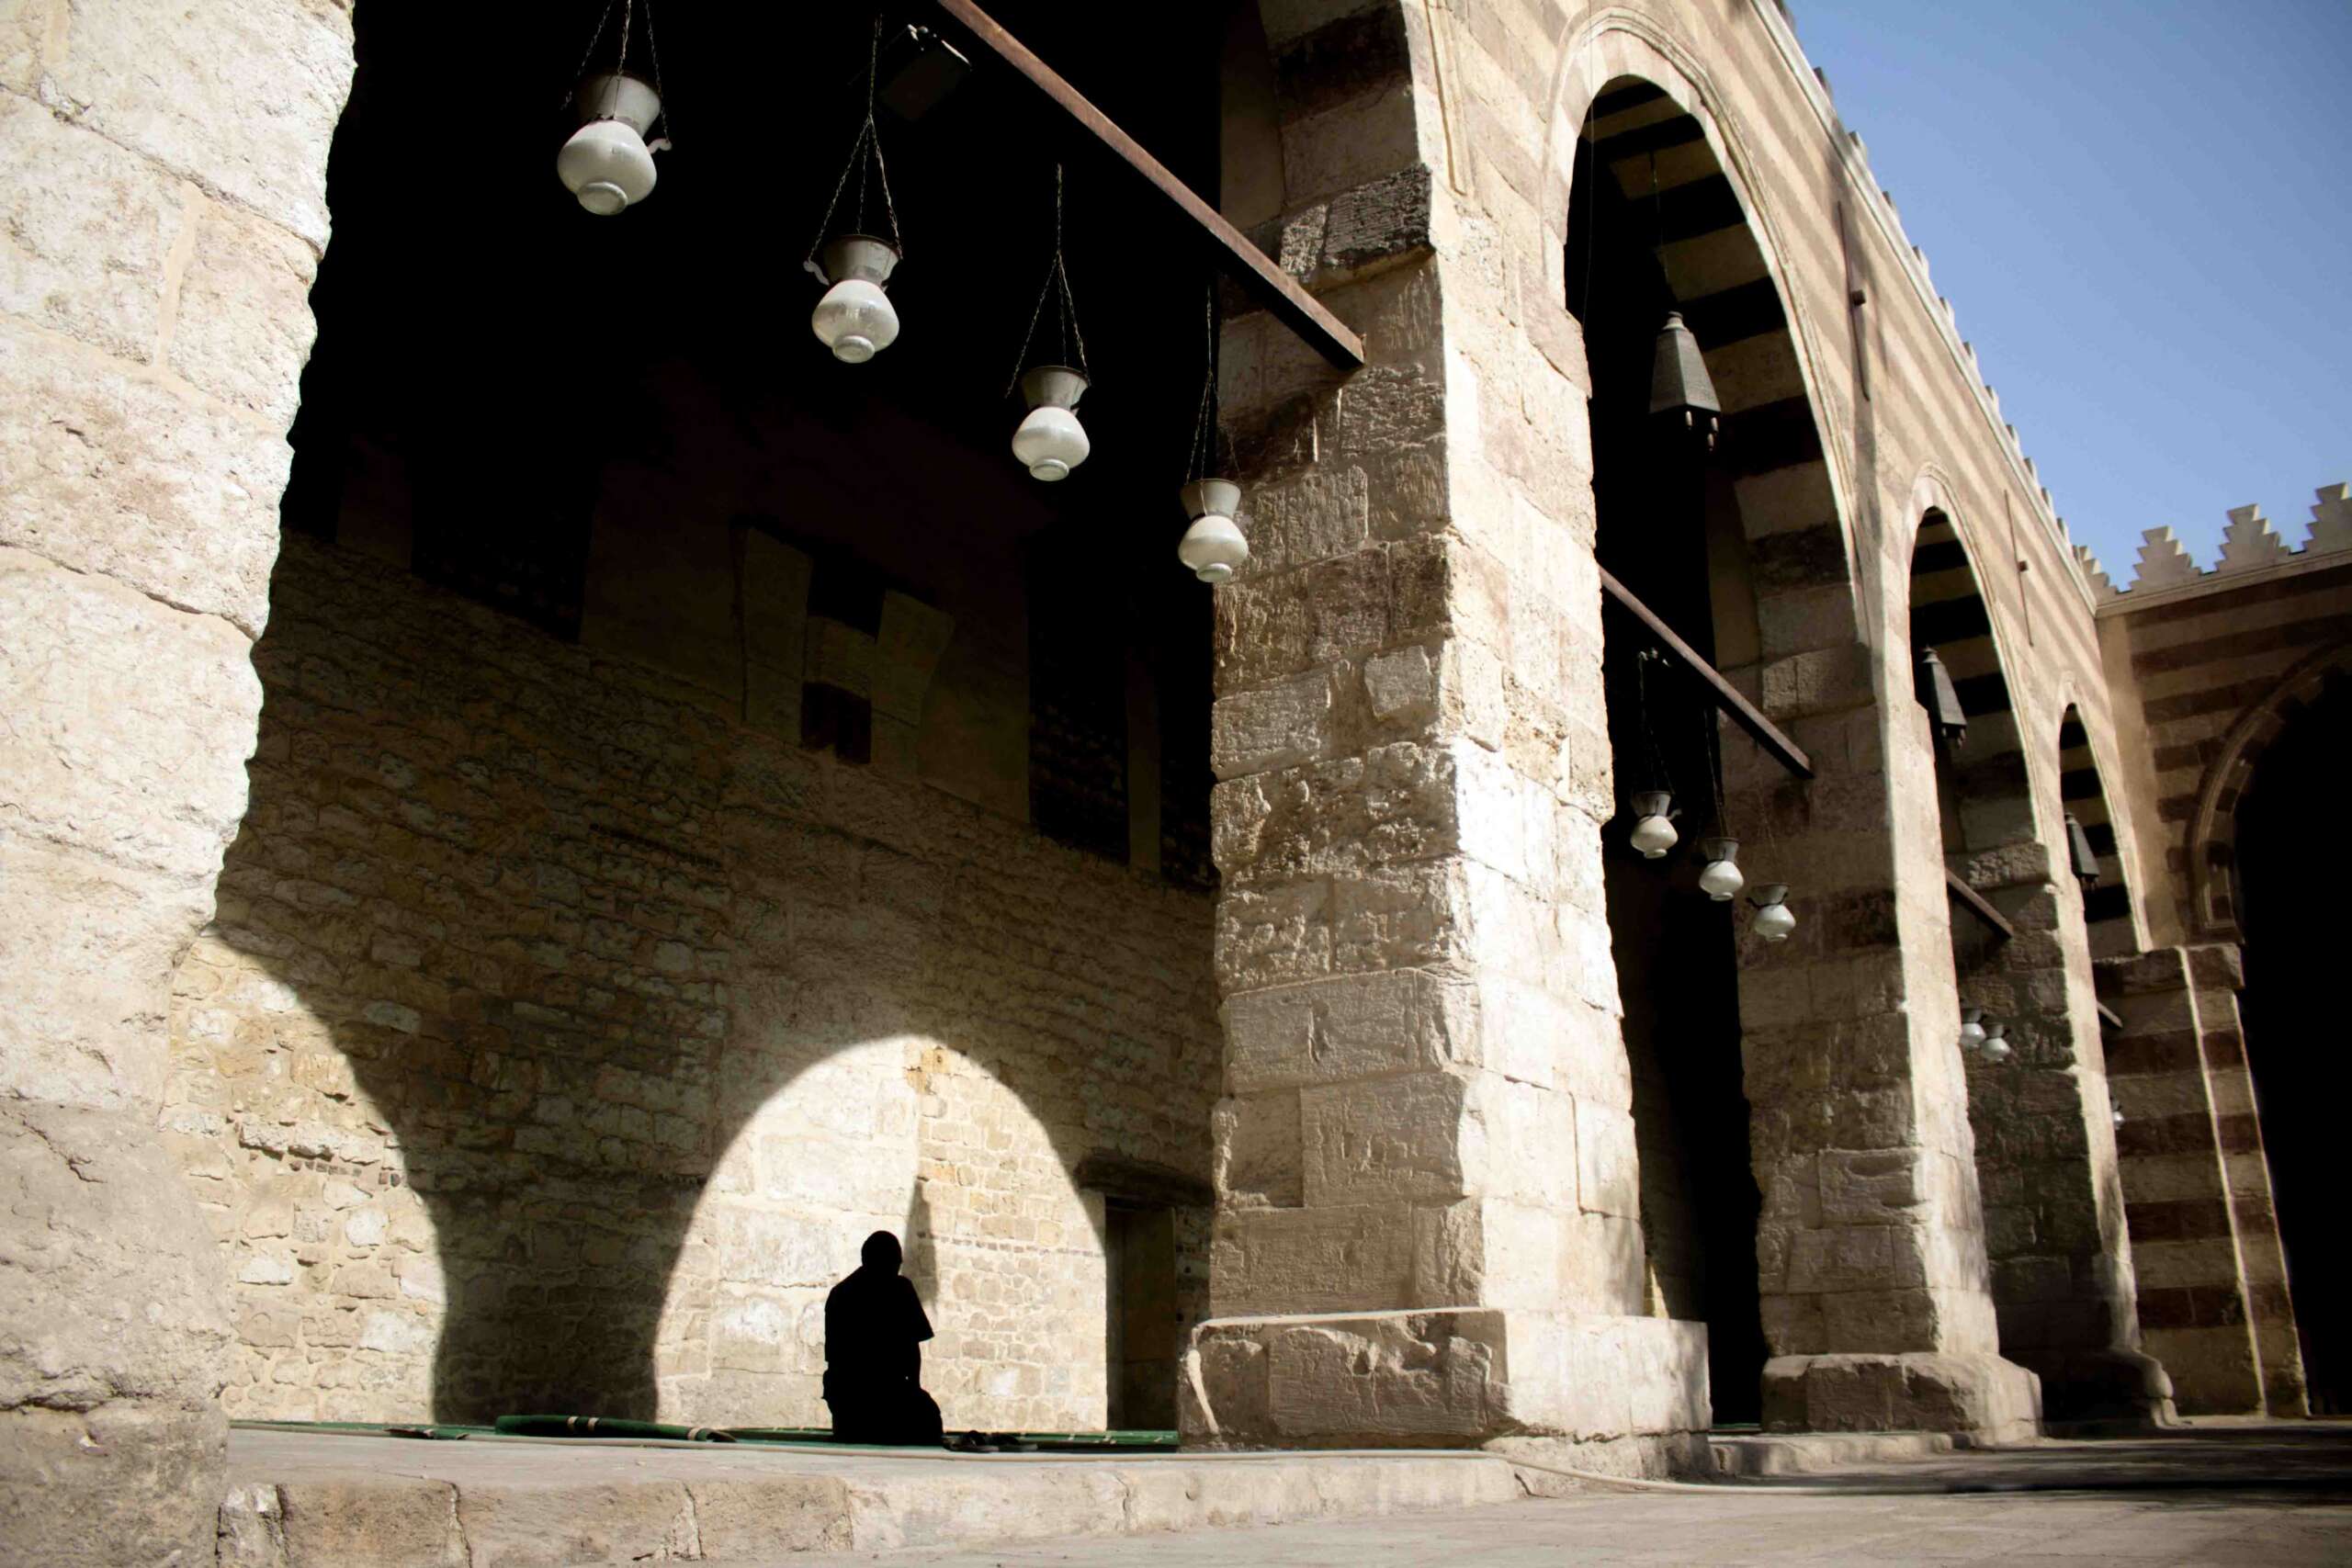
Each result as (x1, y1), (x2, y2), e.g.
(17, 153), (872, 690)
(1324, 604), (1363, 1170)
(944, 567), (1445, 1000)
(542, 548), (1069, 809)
(1957, 865), (2171, 1426)
(1182, 3), (1704, 1467)
(2099, 947), (2307, 1415)
(2186, 947), (2309, 1418)
(2097, 948), (2265, 1411)
(1725, 669), (2041, 1441)
(0, 4), (351, 1560)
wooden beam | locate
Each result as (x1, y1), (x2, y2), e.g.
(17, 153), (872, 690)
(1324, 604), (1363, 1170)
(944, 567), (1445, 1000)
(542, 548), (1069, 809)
(927, 0), (1364, 371)
(1945, 869), (2017, 942)
(1598, 568), (1814, 780)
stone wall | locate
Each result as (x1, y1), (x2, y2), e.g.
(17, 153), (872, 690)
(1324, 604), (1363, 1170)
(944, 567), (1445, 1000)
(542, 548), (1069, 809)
(2087, 503), (2346, 1415)
(2092, 498), (2352, 949)
(0, 3), (354, 1561)
(162, 536), (1222, 1433)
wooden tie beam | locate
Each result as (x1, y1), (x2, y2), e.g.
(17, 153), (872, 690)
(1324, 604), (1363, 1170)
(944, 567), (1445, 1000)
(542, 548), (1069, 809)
(1599, 568), (1814, 780)
(928, 0), (1364, 371)
(1945, 869), (2018, 942)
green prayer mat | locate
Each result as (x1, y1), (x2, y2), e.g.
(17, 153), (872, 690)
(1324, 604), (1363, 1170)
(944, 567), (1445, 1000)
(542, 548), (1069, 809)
(232, 1416), (1180, 1452)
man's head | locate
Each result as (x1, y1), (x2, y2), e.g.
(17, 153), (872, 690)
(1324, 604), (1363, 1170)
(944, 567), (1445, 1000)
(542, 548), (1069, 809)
(861, 1230), (902, 1273)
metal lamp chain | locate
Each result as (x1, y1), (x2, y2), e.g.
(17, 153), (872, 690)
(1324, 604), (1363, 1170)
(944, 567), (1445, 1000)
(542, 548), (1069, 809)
(1637, 648), (1674, 800)
(1702, 697), (1728, 833)
(804, 21), (903, 276)
(561, 0), (621, 111)
(1187, 284), (1217, 483)
(641, 0), (670, 144)
(1007, 164), (1088, 395)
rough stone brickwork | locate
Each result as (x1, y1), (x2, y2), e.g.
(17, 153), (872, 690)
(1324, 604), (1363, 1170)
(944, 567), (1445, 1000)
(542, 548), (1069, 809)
(162, 536), (1222, 1434)
(2089, 499), (2346, 1416)
(1905, 513), (2159, 1423)
(2095, 949), (2286, 1413)
(10, 1), (2346, 1551)
(0, 4), (353, 1562)
(2093, 516), (2352, 949)
(1185, 0), (1714, 1467)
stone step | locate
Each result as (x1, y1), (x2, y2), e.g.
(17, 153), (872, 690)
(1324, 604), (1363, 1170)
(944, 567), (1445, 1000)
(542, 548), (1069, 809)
(220, 1428), (1524, 1566)
(1706, 1430), (1959, 1478)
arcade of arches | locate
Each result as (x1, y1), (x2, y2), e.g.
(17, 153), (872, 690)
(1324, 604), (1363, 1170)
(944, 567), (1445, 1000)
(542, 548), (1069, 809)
(1, 2), (2344, 1560)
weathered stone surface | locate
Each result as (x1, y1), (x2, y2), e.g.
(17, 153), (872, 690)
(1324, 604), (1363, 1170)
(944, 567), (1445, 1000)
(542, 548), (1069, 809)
(163, 539), (1218, 1435)
(1213, 670), (1337, 777)
(1189, 1308), (1709, 1448)
(0, 331), (290, 634)
(165, 194), (322, 427)
(0, 91), (179, 362)
(0, 1103), (233, 1568)
(1761, 1351), (2041, 1443)
(217, 1481), (288, 1568)
(277, 1479), (464, 1568)
(28, 0), (354, 251)
(454, 1480), (698, 1567)
(0, 547), (260, 882)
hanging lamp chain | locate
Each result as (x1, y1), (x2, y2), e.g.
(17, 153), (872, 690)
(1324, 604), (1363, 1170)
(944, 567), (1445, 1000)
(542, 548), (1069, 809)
(1006, 164), (1090, 396)
(805, 19), (903, 276)
(1636, 647), (1674, 801)
(560, 0), (670, 141)
(1186, 282), (1219, 483)
(1701, 696), (1729, 835)
(561, 0), (620, 111)
(640, 0), (671, 145)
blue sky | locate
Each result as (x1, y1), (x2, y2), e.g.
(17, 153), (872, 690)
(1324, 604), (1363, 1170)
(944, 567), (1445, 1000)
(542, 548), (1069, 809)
(1789, 1), (2352, 584)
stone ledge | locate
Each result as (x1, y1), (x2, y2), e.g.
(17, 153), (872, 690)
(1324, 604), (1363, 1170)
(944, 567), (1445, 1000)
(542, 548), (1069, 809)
(1761, 1351), (2042, 1446)
(1182, 1307), (1711, 1451)
(1708, 1428), (1958, 1477)
(219, 1428), (1523, 1567)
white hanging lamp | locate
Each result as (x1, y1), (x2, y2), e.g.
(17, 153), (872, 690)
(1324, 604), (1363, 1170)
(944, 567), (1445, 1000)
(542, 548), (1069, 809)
(804, 21), (907, 364)
(1179, 480), (1248, 582)
(1748, 883), (1795, 942)
(1626, 649), (1679, 860)
(1697, 837), (1744, 901)
(1630, 792), (1679, 859)
(1982, 1021), (2013, 1063)
(554, 1), (672, 216)
(1958, 1006), (1987, 1052)
(1176, 285), (1248, 582)
(1006, 164), (1093, 482)
(1014, 366), (1091, 481)
(1692, 708), (1742, 899)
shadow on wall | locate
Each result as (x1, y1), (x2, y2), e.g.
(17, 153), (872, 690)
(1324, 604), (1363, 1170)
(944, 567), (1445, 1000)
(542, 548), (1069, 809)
(163, 537), (1218, 1428)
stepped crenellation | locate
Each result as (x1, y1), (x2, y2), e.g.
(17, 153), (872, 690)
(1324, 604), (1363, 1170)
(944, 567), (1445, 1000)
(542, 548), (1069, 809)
(2084, 484), (2352, 601)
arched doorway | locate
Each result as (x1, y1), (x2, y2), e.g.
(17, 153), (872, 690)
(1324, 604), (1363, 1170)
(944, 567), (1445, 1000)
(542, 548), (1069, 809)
(1905, 510), (2162, 1423)
(162, 0), (1240, 1430)
(2230, 661), (2352, 1412)
(2057, 705), (2136, 958)
(1566, 73), (1877, 1427)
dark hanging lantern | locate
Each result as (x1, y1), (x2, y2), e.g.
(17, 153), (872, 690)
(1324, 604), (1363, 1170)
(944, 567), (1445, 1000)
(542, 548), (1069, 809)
(2064, 813), (2101, 887)
(1916, 647), (1968, 749)
(1649, 310), (1721, 448)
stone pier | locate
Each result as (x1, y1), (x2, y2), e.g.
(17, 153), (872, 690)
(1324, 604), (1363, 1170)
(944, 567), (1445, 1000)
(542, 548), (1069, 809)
(0, 4), (356, 1560)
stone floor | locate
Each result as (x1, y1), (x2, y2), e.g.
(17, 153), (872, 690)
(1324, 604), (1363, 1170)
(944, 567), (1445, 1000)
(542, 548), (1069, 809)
(757, 1484), (2349, 1566)
(222, 1420), (2352, 1566)
(756, 1423), (2352, 1566)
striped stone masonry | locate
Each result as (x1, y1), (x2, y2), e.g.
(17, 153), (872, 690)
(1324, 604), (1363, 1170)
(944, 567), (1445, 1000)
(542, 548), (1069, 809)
(2095, 947), (2305, 1415)
(2074, 483), (2349, 603)
(1905, 518), (2162, 1425)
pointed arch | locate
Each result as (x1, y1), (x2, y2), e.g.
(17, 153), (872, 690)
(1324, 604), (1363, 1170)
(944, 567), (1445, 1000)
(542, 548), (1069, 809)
(2057, 704), (2137, 958)
(2187, 638), (2352, 941)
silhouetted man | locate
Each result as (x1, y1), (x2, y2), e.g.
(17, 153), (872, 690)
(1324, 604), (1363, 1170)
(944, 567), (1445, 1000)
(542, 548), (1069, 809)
(822, 1230), (944, 1446)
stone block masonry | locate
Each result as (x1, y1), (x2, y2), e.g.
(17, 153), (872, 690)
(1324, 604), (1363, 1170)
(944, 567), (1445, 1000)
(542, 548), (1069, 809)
(163, 536), (1223, 1435)
(0, 4), (356, 1562)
